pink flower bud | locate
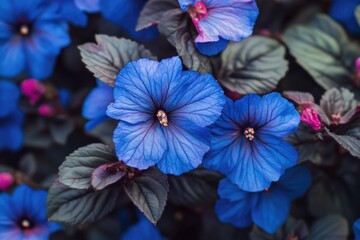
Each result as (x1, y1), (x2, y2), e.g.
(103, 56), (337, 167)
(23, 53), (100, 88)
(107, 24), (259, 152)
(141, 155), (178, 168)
(301, 107), (322, 131)
(38, 103), (55, 117)
(356, 57), (360, 71)
(21, 79), (46, 105)
(0, 172), (14, 190)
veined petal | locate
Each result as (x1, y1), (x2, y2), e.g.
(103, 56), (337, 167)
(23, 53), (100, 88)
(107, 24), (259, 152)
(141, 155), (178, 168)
(195, 38), (228, 56)
(156, 121), (211, 175)
(251, 188), (290, 234)
(75, 0), (100, 13)
(255, 93), (300, 138)
(113, 121), (167, 170)
(275, 166), (312, 200)
(0, 194), (17, 226)
(196, 1), (258, 43)
(215, 178), (253, 227)
(0, 38), (25, 77)
(166, 71), (225, 127)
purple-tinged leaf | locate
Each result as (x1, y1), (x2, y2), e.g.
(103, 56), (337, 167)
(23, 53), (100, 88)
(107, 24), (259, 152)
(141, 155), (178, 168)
(91, 164), (126, 190)
(283, 91), (315, 105)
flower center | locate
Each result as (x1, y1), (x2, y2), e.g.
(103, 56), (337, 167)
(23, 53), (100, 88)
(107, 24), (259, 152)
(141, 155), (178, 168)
(18, 24), (30, 36)
(156, 110), (168, 127)
(19, 218), (33, 230)
(244, 127), (255, 141)
(188, 2), (208, 22)
(330, 112), (341, 125)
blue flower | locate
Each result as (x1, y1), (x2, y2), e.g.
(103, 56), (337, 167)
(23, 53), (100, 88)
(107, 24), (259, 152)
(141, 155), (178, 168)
(203, 93), (300, 192)
(178, 0), (259, 56)
(0, 80), (24, 151)
(0, 185), (61, 239)
(107, 56), (225, 175)
(53, 0), (88, 27)
(122, 218), (164, 240)
(0, 0), (70, 79)
(215, 166), (311, 234)
(100, 0), (159, 41)
(354, 219), (360, 240)
(82, 80), (113, 131)
(75, 0), (100, 13)
(329, 0), (360, 34)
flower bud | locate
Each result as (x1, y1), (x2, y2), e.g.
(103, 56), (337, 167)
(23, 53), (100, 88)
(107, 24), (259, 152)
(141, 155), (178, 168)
(0, 172), (14, 191)
(38, 103), (55, 117)
(300, 107), (322, 131)
(21, 79), (45, 105)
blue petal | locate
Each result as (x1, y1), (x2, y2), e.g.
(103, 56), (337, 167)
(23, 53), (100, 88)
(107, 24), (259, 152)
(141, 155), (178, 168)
(195, 0), (258, 43)
(55, 0), (88, 26)
(0, 81), (20, 117)
(255, 93), (300, 138)
(48, 222), (62, 234)
(83, 81), (113, 120)
(11, 185), (48, 223)
(251, 188), (290, 234)
(0, 22), (13, 39)
(0, 122), (23, 151)
(274, 166), (312, 200)
(215, 178), (253, 227)
(123, 218), (164, 240)
(0, 0), (15, 23)
(84, 114), (110, 132)
(0, 39), (25, 77)
(329, 0), (360, 35)
(195, 38), (228, 56)
(156, 121), (211, 175)
(100, 0), (159, 41)
(24, 51), (56, 79)
(75, 0), (100, 13)
(354, 219), (360, 240)
(108, 57), (183, 124)
(0, 228), (22, 240)
(0, 193), (18, 227)
(113, 121), (167, 170)
(178, 0), (195, 11)
(165, 71), (225, 127)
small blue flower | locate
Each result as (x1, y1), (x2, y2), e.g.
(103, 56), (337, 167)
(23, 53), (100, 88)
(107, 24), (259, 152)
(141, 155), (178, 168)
(82, 80), (113, 131)
(178, 0), (259, 56)
(0, 80), (24, 151)
(100, 0), (159, 41)
(0, 0), (70, 79)
(354, 219), (360, 240)
(122, 218), (164, 240)
(329, 0), (360, 34)
(215, 166), (311, 234)
(53, 0), (88, 27)
(203, 93), (300, 192)
(107, 56), (225, 175)
(0, 185), (61, 239)
(75, 0), (100, 13)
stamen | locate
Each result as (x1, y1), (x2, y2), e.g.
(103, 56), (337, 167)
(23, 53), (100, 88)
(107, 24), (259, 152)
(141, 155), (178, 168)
(188, 2), (208, 21)
(156, 110), (168, 127)
(21, 219), (31, 229)
(244, 127), (255, 141)
(19, 25), (29, 35)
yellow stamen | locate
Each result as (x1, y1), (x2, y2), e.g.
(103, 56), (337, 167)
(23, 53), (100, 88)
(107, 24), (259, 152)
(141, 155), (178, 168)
(156, 110), (168, 127)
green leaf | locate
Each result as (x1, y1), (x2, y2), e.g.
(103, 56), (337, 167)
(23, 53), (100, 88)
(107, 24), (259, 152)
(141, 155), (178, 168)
(124, 167), (168, 224)
(58, 144), (118, 189)
(47, 180), (120, 224)
(136, 0), (179, 31)
(78, 35), (156, 86)
(325, 128), (360, 159)
(168, 168), (221, 206)
(307, 215), (348, 240)
(283, 14), (360, 96)
(50, 120), (75, 145)
(219, 36), (288, 94)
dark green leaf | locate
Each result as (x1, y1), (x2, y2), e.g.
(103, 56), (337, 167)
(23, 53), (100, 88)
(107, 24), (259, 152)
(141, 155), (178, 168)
(19, 153), (37, 176)
(136, 0), (179, 31)
(58, 144), (118, 189)
(168, 168), (221, 206)
(307, 215), (348, 240)
(47, 180), (120, 224)
(283, 14), (360, 97)
(124, 167), (168, 224)
(325, 128), (360, 159)
(50, 120), (75, 145)
(78, 35), (156, 86)
(219, 36), (288, 94)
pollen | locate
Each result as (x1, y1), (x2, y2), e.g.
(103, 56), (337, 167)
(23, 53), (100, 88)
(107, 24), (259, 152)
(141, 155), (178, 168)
(244, 127), (255, 141)
(19, 25), (29, 35)
(157, 110), (168, 127)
